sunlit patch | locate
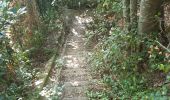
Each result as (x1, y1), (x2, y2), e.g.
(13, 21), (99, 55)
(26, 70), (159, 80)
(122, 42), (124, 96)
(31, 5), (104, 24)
(35, 80), (43, 86)
(75, 15), (93, 24)
(39, 85), (64, 98)
(68, 42), (79, 49)
(63, 54), (87, 68)
(49, 76), (56, 82)
(72, 28), (79, 35)
(70, 81), (80, 87)
(39, 87), (55, 98)
(75, 16), (83, 24)
(63, 55), (73, 59)
(65, 56), (80, 68)
(66, 60), (72, 63)
(65, 63), (79, 68)
(57, 10), (93, 99)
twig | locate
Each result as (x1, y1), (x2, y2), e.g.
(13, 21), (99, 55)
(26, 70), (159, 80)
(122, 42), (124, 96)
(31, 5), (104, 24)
(155, 41), (170, 53)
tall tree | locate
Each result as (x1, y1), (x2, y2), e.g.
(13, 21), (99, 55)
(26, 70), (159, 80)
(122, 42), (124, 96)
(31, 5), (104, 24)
(130, 0), (138, 32)
(26, 0), (40, 30)
(138, 0), (163, 35)
(137, 0), (163, 72)
(123, 0), (130, 32)
(164, 1), (170, 48)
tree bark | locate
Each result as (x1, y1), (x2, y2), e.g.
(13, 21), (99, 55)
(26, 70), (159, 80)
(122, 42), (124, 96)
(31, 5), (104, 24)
(130, 0), (138, 32)
(137, 0), (163, 72)
(138, 0), (163, 35)
(26, 0), (40, 30)
(164, 1), (170, 48)
(123, 0), (130, 32)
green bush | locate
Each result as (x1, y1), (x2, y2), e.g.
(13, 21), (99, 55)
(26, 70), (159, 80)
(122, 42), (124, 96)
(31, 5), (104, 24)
(85, 0), (170, 99)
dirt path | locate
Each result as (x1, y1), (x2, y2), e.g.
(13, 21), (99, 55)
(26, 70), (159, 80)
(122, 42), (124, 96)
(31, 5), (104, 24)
(60, 10), (93, 100)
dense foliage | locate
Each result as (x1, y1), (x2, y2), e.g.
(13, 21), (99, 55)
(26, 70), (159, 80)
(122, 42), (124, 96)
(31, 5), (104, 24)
(86, 0), (170, 99)
(0, 0), (170, 99)
(0, 0), (63, 99)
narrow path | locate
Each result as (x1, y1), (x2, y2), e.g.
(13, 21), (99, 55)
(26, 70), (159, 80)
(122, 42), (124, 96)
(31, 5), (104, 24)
(60, 10), (93, 100)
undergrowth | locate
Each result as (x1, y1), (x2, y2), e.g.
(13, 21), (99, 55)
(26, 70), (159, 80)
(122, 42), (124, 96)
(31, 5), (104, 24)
(87, 27), (170, 99)
(85, 0), (170, 99)
(0, 1), (64, 99)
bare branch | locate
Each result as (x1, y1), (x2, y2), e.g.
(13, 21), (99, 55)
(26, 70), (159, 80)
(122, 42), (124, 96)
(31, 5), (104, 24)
(156, 41), (170, 53)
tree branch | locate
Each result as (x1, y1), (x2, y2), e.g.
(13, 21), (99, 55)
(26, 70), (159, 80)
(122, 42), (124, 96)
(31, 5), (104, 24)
(155, 41), (170, 53)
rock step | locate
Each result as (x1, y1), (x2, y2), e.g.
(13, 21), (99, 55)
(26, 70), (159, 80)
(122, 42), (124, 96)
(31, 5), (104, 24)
(62, 68), (88, 74)
(65, 48), (86, 53)
(65, 48), (85, 51)
(66, 45), (85, 50)
(66, 39), (85, 43)
(62, 97), (88, 100)
(64, 81), (89, 87)
(63, 86), (87, 97)
(61, 73), (90, 82)
(63, 65), (86, 69)
(63, 52), (85, 61)
(63, 59), (86, 68)
(63, 55), (86, 62)
(63, 80), (100, 87)
(63, 55), (86, 58)
(62, 69), (88, 75)
(66, 40), (85, 44)
(64, 58), (86, 64)
(66, 36), (85, 41)
(64, 51), (87, 55)
(66, 41), (85, 45)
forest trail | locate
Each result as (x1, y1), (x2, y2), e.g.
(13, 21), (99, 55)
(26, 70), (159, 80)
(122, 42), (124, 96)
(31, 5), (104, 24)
(60, 10), (93, 100)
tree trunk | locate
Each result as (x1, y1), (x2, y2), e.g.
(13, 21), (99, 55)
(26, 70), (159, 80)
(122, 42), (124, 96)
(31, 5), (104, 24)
(164, 1), (170, 48)
(137, 0), (163, 72)
(26, 0), (40, 30)
(130, 0), (138, 32)
(159, 2), (169, 47)
(123, 0), (130, 32)
(138, 0), (163, 35)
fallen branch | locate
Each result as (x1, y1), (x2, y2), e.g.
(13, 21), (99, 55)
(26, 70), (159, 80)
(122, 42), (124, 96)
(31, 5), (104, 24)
(155, 41), (170, 53)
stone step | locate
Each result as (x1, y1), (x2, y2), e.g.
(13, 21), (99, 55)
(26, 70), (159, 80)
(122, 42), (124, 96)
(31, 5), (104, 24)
(66, 43), (85, 50)
(62, 97), (88, 100)
(61, 70), (88, 77)
(63, 64), (86, 69)
(63, 86), (87, 98)
(66, 45), (86, 52)
(64, 50), (87, 55)
(64, 81), (89, 87)
(65, 48), (86, 53)
(63, 65), (87, 69)
(63, 55), (87, 60)
(63, 55), (86, 60)
(66, 39), (85, 43)
(61, 73), (90, 82)
(63, 79), (100, 87)
(66, 40), (85, 43)
(66, 36), (85, 41)
(66, 41), (85, 44)
(62, 68), (88, 74)
(63, 57), (87, 69)
(61, 68), (90, 81)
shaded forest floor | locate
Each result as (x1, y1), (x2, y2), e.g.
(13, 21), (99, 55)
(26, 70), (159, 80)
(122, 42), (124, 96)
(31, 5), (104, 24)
(59, 9), (101, 100)
(1, 1), (170, 100)
(60, 11), (91, 99)
(39, 9), (102, 100)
